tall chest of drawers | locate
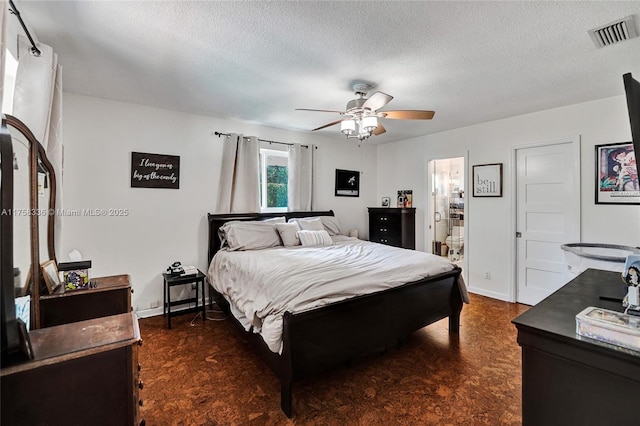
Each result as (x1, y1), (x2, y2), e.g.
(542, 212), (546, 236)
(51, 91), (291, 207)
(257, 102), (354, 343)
(368, 207), (415, 249)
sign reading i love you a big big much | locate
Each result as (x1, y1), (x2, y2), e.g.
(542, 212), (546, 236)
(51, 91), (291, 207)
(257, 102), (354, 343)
(131, 152), (180, 189)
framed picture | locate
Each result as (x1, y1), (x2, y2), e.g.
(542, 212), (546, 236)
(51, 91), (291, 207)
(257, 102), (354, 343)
(335, 169), (359, 197)
(41, 260), (62, 294)
(473, 163), (503, 197)
(381, 196), (390, 207)
(131, 151), (180, 189)
(595, 142), (639, 204)
(397, 190), (412, 207)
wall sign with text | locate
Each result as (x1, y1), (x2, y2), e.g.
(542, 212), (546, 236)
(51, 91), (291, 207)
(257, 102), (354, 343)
(131, 152), (180, 189)
(472, 163), (502, 197)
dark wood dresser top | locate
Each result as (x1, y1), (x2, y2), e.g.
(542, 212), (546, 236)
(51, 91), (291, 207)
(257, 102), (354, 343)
(512, 268), (638, 360)
(1, 312), (140, 376)
(40, 274), (131, 300)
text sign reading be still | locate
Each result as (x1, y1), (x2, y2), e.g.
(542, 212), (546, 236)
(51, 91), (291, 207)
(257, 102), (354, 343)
(131, 152), (180, 189)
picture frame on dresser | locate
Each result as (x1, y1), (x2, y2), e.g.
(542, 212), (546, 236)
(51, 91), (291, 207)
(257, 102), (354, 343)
(397, 190), (412, 207)
(41, 260), (61, 294)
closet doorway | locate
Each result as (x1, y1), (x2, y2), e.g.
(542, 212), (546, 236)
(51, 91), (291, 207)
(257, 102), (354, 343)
(429, 157), (465, 268)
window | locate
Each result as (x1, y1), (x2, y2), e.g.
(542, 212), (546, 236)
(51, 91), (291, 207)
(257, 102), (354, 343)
(2, 49), (18, 114)
(259, 148), (288, 212)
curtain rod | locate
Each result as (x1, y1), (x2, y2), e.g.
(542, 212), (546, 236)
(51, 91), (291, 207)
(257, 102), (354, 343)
(8, 0), (41, 57)
(214, 131), (314, 149)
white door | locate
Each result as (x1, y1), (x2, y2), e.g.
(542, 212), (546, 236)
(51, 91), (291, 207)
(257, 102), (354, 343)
(516, 139), (580, 305)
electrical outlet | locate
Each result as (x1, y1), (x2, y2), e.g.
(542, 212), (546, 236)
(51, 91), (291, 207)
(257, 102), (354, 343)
(150, 299), (159, 309)
(484, 272), (492, 280)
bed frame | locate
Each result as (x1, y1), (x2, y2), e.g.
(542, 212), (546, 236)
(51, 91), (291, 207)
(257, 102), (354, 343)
(207, 211), (463, 417)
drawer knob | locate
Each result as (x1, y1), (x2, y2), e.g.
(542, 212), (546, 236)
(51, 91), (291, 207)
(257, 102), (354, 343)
(138, 363), (141, 372)
(139, 399), (144, 407)
(138, 339), (143, 347)
(140, 420), (146, 426)
(138, 380), (144, 390)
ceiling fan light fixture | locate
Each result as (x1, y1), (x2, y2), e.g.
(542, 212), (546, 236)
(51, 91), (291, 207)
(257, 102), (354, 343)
(341, 119), (356, 136)
(362, 116), (377, 132)
(297, 82), (434, 140)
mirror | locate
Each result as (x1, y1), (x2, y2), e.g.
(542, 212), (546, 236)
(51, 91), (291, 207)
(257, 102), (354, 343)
(37, 157), (53, 269)
(4, 114), (57, 329)
(9, 122), (30, 296)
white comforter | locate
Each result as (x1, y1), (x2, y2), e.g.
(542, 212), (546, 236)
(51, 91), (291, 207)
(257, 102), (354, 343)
(208, 236), (468, 353)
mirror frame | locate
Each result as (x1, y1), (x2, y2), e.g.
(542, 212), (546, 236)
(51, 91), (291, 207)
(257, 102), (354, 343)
(5, 114), (57, 329)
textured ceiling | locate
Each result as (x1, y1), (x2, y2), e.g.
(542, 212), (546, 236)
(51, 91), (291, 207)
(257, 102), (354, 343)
(13, 1), (640, 144)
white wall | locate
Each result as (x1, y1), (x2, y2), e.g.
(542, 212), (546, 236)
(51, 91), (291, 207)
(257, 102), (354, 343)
(376, 95), (640, 301)
(61, 93), (377, 316)
(57, 93), (640, 311)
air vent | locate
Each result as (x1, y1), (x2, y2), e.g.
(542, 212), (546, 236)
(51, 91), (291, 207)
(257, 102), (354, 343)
(589, 16), (638, 48)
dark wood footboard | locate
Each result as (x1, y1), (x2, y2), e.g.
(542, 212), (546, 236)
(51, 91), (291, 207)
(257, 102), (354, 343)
(280, 268), (461, 416)
(207, 211), (464, 417)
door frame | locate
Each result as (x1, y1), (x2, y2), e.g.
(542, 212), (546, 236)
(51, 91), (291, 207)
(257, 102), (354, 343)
(509, 135), (581, 303)
(425, 151), (470, 285)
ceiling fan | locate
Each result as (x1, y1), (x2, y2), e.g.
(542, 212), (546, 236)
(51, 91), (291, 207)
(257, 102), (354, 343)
(296, 82), (435, 141)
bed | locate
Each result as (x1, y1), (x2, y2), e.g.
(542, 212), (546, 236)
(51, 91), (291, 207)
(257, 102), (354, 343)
(207, 210), (467, 417)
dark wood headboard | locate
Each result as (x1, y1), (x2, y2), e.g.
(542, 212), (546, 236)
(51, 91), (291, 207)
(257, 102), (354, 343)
(207, 210), (335, 263)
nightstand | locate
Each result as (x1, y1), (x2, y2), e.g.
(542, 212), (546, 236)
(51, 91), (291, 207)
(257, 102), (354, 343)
(162, 271), (206, 329)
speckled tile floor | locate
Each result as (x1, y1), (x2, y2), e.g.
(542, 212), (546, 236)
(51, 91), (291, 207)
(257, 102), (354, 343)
(138, 294), (528, 425)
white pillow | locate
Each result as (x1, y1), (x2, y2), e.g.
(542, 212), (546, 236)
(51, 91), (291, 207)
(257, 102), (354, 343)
(289, 216), (343, 235)
(276, 222), (301, 247)
(220, 220), (282, 251)
(289, 217), (325, 232)
(297, 230), (334, 246)
(261, 216), (286, 224)
(318, 216), (343, 236)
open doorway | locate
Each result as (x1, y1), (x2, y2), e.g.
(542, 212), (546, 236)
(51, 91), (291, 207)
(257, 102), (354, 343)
(429, 157), (465, 267)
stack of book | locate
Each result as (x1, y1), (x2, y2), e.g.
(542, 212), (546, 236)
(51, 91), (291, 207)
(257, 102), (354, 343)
(181, 265), (198, 277)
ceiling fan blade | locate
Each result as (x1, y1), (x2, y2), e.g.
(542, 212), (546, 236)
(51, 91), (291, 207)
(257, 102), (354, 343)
(381, 110), (435, 120)
(362, 91), (393, 111)
(372, 123), (386, 136)
(312, 119), (344, 131)
(296, 108), (345, 114)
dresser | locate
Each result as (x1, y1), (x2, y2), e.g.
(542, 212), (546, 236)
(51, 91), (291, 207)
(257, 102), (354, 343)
(1, 312), (144, 425)
(40, 274), (133, 327)
(512, 269), (640, 425)
(368, 207), (415, 249)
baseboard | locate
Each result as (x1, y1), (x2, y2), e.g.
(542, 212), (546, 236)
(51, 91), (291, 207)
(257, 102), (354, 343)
(135, 297), (212, 319)
(467, 287), (511, 302)
(135, 306), (164, 318)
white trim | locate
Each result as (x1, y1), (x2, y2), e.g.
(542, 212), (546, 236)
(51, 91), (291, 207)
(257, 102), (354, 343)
(466, 286), (511, 302)
(510, 135), (581, 303)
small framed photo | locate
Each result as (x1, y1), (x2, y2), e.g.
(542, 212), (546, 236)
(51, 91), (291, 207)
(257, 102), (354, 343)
(41, 260), (62, 294)
(473, 163), (503, 197)
(381, 196), (390, 207)
(595, 142), (640, 204)
(335, 169), (360, 197)
(397, 190), (412, 207)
